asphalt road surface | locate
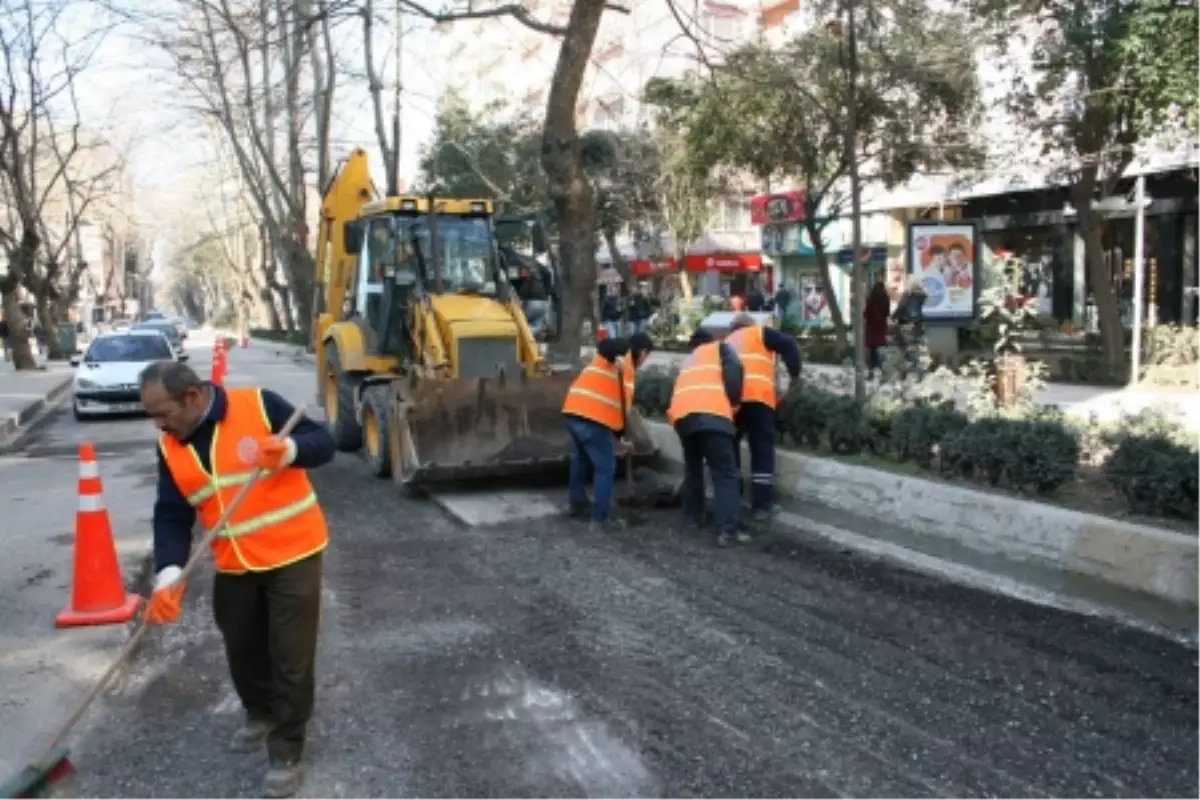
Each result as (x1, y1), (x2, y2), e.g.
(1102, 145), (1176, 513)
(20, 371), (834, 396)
(5, 338), (1195, 798)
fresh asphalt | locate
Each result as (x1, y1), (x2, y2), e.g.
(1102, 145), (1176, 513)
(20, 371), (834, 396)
(6, 339), (1195, 798)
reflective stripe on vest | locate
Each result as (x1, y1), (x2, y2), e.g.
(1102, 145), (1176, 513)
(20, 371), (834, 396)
(562, 354), (634, 431)
(159, 387), (328, 574)
(667, 342), (734, 424)
(726, 325), (776, 408)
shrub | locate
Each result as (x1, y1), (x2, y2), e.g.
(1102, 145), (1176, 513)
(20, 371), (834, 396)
(862, 393), (905, 454)
(824, 394), (874, 455)
(1104, 434), (1199, 520)
(888, 399), (967, 468)
(634, 368), (676, 417)
(776, 385), (833, 448)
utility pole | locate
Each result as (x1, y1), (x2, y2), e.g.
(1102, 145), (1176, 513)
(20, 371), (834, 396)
(844, 0), (866, 402)
(1130, 174), (1146, 385)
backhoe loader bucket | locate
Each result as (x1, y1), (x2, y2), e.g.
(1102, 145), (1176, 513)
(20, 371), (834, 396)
(390, 369), (657, 487)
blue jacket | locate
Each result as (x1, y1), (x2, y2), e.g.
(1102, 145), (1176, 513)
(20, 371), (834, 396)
(760, 326), (803, 381)
(674, 342), (744, 439)
(152, 384), (336, 572)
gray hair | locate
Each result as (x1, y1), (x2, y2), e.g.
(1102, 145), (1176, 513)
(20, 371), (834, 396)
(729, 312), (756, 331)
(139, 360), (204, 402)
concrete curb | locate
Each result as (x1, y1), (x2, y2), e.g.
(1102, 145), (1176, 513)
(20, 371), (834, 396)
(249, 337), (314, 364)
(0, 373), (73, 448)
(644, 419), (1198, 617)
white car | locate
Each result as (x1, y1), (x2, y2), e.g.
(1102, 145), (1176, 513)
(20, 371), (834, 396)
(70, 330), (188, 421)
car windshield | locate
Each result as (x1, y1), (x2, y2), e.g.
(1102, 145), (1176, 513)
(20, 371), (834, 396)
(133, 323), (180, 342)
(399, 215), (498, 295)
(86, 335), (174, 363)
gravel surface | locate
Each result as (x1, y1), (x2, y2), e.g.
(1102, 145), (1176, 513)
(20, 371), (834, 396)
(46, 452), (1198, 798)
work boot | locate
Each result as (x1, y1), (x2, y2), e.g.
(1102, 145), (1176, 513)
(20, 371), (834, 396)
(751, 504), (782, 524)
(589, 516), (627, 533)
(229, 719), (273, 753)
(565, 500), (590, 520)
(262, 758), (303, 799)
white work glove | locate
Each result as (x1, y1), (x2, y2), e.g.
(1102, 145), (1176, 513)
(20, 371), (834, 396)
(154, 565), (183, 591)
(254, 436), (297, 470)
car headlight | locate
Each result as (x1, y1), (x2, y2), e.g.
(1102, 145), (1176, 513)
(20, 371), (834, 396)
(75, 378), (99, 390)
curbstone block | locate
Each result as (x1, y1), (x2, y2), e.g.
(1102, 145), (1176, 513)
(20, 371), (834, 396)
(644, 419), (1198, 612)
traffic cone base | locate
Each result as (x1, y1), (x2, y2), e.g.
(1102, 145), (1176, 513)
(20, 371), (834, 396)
(55, 443), (144, 629)
(55, 592), (141, 628)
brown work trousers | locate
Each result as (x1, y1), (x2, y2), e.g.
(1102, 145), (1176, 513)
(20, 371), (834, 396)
(212, 551), (323, 764)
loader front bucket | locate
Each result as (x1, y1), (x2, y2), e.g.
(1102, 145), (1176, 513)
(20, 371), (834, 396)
(391, 369), (658, 488)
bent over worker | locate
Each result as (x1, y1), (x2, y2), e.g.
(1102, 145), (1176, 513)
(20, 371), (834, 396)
(562, 332), (655, 530)
(668, 328), (745, 547)
(139, 360), (335, 799)
(725, 312), (801, 522)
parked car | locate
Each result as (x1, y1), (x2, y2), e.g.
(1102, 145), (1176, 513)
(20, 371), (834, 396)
(131, 320), (185, 354)
(70, 330), (186, 421)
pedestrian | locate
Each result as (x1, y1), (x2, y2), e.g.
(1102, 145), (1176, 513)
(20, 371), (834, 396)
(774, 282), (792, 322)
(892, 274), (929, 381)
(0, 317), (9, 363)
(139, 360), (336, 799)
(725, 313), (801, 524)
(562, 332), (655, 530)
(668, 328), (745, 548)
(627, 285), (651, 336)
(746, 280), (766, 312)
(600, 291), (622, 339)
(864, 278), (891, 381)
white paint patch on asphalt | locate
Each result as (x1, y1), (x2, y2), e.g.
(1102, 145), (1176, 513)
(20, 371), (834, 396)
(431, 489), (565, 527)
(371, 617), (494, 656)
(460, 663), (657, 798)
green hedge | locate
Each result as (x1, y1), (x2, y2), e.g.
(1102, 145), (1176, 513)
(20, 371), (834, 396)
(634, 370), (1198, 523)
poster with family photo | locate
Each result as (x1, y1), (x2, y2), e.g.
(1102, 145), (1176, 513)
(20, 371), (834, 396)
(905, 220), (981, 323)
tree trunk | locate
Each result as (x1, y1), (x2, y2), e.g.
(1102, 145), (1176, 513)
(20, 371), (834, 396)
(36, 293), (65, 361)
(540, 0), (607, 364)
(1, 291), (37, 370)
(1071, 173), (1123, 368)
(805, 218), (847, 339)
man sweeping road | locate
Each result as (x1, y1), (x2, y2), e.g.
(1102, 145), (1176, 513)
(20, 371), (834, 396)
(138, 361), (336, 798)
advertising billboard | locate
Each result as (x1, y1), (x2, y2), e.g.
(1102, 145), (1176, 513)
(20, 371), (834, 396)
(905, 220), (981, 323)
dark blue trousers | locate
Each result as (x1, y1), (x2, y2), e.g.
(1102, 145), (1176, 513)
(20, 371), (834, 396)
(734, 401), (776, 511)
(680, 430), (740, 536)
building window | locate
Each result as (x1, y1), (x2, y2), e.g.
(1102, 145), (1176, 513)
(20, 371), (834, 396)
(701, 0), (746, 43)
(713, 196), (751, 230)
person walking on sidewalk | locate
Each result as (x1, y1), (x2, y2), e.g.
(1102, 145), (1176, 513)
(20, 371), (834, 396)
(725, 313), (801, 524)
(562, 332), (655, 531)
(864, 278), (891, 381)
(892, 275), (929, 381)
(668, 328), (745, 548)
(138, 360), (336, 799)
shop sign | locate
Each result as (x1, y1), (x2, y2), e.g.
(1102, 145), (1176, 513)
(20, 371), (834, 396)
(683, 253), (763, 272)
(630, 257), (678, 277)
(750, 190), (806, 225)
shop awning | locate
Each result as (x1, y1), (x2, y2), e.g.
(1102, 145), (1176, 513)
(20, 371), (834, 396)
(683, 253), (763, 272)
(630, 257), (678, 277)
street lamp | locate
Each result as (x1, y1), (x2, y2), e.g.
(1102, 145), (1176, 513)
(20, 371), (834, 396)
(1061, 174), (1153, 385)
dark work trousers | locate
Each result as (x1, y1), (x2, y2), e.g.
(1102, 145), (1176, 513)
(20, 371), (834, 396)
(680, 429), (740, 536)
(212, 551), (323, 764)
(734, 401), (776, 511)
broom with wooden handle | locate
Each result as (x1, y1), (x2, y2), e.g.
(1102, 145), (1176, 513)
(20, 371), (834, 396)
(0, 407), (306, 799)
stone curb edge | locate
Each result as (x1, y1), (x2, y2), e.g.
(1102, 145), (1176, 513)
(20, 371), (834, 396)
(644, 419), (1198, 614)
(0, 373), (73, 448)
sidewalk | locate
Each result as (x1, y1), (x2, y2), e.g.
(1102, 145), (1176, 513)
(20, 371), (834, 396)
(0, 360), (74, 444)
(622, 349), (1200, 430)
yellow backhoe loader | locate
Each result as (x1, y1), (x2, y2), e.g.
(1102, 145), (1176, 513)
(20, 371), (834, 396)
(311, 148), (654, 488)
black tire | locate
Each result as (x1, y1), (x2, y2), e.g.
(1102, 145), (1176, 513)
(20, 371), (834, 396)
(359, 384), (391, 478)
(324, 342), (363, 451)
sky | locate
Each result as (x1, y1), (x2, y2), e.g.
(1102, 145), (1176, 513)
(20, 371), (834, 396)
(66, 1), (447, 265)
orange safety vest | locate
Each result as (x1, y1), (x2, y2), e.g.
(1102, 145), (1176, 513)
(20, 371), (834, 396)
(561, 354), (635, 431)
(159, 387), (328, 574)
(725, 324), (777, 408)
(667, 342), (734, 425)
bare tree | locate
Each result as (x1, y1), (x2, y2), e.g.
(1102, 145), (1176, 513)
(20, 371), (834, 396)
(0, 0), (107, 369)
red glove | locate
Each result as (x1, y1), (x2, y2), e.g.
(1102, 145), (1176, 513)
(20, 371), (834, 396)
(254, 437), (296, 471)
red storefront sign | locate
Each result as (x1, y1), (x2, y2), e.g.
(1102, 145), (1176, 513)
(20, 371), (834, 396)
(750, 189), (806, 225)
(683, 253), (763, 272)
(629, 257), (678, 277)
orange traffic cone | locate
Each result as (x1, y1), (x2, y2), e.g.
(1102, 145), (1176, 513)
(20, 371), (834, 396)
(55, 443), (143, 628)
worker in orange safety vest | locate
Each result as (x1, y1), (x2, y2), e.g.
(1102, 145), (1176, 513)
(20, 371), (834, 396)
(561, 332), (655, 530)
(138, 360), (336, 799)
(667, 328), (746, 547)
(725, 313), (802, 522)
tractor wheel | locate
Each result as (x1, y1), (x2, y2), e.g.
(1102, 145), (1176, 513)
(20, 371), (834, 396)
(360, 384), (392, 478)
(323, 342), (362, 451)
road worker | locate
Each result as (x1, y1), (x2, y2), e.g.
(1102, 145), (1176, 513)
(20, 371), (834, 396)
(562, 332), (655, 530)
(668, 328), (746, 547)
(138, 360), (335, 799)
(725, 312), (801, 522)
